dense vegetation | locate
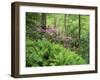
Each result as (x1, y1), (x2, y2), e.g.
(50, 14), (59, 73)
(26, 12), (89, 67)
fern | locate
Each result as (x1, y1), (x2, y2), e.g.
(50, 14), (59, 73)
(26, 38), (86, 67)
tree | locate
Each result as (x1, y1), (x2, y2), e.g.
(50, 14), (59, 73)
(41, 13), (46, 29)
(54, 14), (57, 28)
(64, 14), (68, 35)
(79, 15), (81, 40)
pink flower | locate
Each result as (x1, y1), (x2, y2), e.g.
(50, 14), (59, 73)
(38, 27), (58, 35)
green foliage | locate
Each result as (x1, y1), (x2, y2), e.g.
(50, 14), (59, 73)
(79, 15), (89, 63)
(26, 38), (86, 67)
(26, 12), (41, 38)
(26, 12), (90, 66)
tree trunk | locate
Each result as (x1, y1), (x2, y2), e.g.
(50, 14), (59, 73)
(54, 14), (57, 28)
(79, 15), (81, 40)
(41, 13), (46, 29)
(64, 14), (68, 35)
(78, 15), (81, 52)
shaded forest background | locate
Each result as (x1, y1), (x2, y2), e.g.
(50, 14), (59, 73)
(26, 12), (90, 67)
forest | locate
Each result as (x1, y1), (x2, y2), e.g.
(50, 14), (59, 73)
(26, 12), (90, 67)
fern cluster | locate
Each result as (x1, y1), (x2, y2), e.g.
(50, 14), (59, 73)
(26, 38), (86, 67)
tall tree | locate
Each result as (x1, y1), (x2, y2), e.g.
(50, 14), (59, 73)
(41, 13), (46, 29)
(64, 14), (68, 35)
(79, 15), (81, 40)
(54, 14), (57, 28)
(78, 15), (81, 52)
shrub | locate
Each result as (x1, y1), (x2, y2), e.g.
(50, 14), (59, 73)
(26, 38), (86, 67)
